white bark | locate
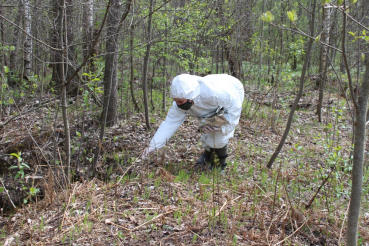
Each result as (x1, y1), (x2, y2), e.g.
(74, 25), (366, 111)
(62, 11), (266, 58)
(23, 0), (32, 77)
(83, 0), (93, 61)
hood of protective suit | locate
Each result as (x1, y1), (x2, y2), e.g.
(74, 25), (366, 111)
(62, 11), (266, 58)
(170, 74), (201, 100)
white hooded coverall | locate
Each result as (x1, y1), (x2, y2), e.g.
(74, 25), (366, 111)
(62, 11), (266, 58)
(149, 74), (244, 151)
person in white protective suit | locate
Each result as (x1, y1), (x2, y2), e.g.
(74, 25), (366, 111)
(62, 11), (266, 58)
(143, 74), (244, 170)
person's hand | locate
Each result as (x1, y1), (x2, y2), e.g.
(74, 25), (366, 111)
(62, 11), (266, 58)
(202, 125), (221, 134)
(142, 147), (156, 159)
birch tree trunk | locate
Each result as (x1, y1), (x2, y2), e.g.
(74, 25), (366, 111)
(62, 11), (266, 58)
(316, 3), (331, 121)
(83, 0), (94, 72)
(23, 0), (32, 78)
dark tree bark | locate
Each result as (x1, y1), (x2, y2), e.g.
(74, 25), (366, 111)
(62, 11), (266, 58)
(103, 0), (121, 127)
(51, 0), (77, 93)
(345, 3), (369, 245)
(130, 25), (139, 112)
(142, 0), (154, 130)
(8, 0), (23, 86)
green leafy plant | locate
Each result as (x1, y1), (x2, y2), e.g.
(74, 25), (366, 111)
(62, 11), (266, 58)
(9, 152), (30, 179)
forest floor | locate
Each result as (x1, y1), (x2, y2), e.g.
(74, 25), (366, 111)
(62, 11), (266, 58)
(1, 87), (369, 245)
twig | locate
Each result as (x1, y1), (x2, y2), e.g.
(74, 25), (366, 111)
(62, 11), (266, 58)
(132, 210), (176, 231)
(338, 200), (350, 245)
(60, 183), (78, 227)
(60, 204), (103, 237)
(270, 23), (342, 53)
(106, 221), (131, 231)
(273, 220), (307, 245)
(0, 13), (61, 51)
(64, 0), (112, 87)
(214, 196), (241, 218)
(0, 178), (16, 209)
(305, 168), (334, 209)
(267, 163), (282, 242)
(114, 150), (144, 186)
(0, 96), (60, 128)
(342, 1), (360, 110)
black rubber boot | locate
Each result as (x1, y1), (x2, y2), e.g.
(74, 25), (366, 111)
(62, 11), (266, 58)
(210, 145), (228, 171)
(196, 149), (213, 165)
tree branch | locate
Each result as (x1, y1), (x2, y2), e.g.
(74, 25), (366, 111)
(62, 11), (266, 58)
(342, 2), (360, 110)
(0, 13), (61, 51)
(64, 0), (112, 87)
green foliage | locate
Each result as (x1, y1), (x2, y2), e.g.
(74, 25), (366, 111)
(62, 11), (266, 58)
(9, 152), (30, 179)
(9, 152), (39, 204)
(287, 10), (297, 22)
(337, 0), (344, 5)
(260, 11), (274, 23)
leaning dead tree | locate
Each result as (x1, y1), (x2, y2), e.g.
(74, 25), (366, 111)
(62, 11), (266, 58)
(266, 0), (317, 169)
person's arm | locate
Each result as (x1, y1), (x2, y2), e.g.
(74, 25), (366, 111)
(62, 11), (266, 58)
(149, 102), (187, 150)
(221, 103), (242, 135)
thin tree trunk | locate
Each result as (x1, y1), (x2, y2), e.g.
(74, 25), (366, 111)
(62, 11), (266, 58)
(130, 25), (139, 112)
(104, 0), (121, 127)
(59, 0), (71, 185)
(142, 0), (154, 130)
(317, 3), (331, 121)
(83, 0), (94, 73)
(9, 0), (22, 86)
(91, 0), (120, 174)
(163, 3), (167, 110)
(23, 0), (32, 78)
(267, 0), (317, 169)
(345, 6), (369, 246)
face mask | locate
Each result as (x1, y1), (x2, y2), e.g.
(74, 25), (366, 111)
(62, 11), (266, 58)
(177, 100), (193, 110)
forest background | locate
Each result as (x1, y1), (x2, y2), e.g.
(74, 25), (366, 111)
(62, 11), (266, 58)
(0, 0), (369, 245)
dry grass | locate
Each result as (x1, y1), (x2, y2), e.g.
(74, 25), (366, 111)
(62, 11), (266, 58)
(1, 90), (369, 245)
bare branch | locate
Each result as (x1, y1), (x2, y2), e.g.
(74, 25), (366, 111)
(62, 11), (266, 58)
(0, 13), (62, 52)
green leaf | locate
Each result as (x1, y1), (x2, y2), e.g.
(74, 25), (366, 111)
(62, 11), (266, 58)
(76, 131), (81, 137)
(321, 0), (331, 4)
(260, 11), (275, 23)
(0, 187), (4, 193)
(10, 46), (15, 51)
(315, 34), (321, 42)
(21, 163), (30, 169)
(348, 31), (357, 37)
(350, 0), (357, 4)
(287, 10), (297, 22)
(30, 187), (39, 195)
(8, 166), (18, 169)
(337, 0), (344, 5)
(91, 78), (100, 82)
(82, 73), (90, 77)
(10, 153), (20, 159)
(297, 146), (303, 151)
(4, 66), (9, 73)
